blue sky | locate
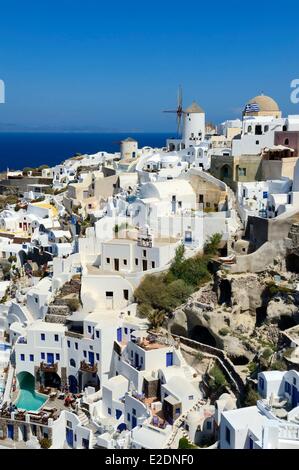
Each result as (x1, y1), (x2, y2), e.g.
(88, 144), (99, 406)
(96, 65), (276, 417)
(0, 0), (299, 132)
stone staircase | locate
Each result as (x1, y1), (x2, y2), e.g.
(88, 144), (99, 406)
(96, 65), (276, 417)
(78, 410), (89, 427)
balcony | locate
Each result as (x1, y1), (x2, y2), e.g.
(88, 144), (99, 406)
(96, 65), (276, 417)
(80, 360), (98, 373)
(40, 362), (58, 373)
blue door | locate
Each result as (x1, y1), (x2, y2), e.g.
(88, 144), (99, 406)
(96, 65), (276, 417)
(47, 353), (54, 364)
(88, 351), (94, 365)
(132, 416), (137, 428)
(117, 328), (122, 342)
(7, 424), (14, 440)
(292, 385), (298, 408)
(68, 375), (78, 394)
(135, 353), (139, 368)
(166, 352), (173, 367)
(66, 428), (74, 447)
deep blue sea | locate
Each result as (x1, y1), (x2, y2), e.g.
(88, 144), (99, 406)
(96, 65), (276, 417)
(0, 132), (170, 171)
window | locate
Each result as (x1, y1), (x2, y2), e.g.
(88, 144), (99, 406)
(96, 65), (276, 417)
(41, 333), (45, 341)
(225, 426), (231, 444)
(96, 330), (99, 338)
(75, 342), (78, 350)
(238, 167), (247, 177)
(127, 413), (131, 421)
(285, 138), (289, 146)
(199, 194), (204, 203)
(206, 202), (210, 208)
(256, 140), (260, 145)
(135, 258), (138, 265)
(293, 378), (297, 386)
(106, 258), (110, 264)
(255, 125), (262, 135)
(108, 408), (111, 415)
(151, 261), (155, 269)
(178, 201), (182, 208)
(41, 352), (45, 360)
(132, 408), (136, 415)
(67, 340), (70, 348)
(30, 354), (34, 362)
(264, 125), (269, 132)
(175, 407), (181, 415)
(54, 334), (59, 342)
(83, 351), (87, 358)
(20, 354), (25, 361)
(123, 259), (127, 266)
(124, 328), (128, 334)
(66, 420), (72, 429)
(106, 291), (113, 298)
(123, 289), (129, 300)
(88, 326), (92, 333)
(185, 424), (189, 431)
(70, 358), (76, 367)
(96, 353), (100, 361)
(247, 125), (252, 133)
(56, 353), (60, 360)
(259, 377), (264, 390)
(143, 250), (146, 257)
(188, 395), (194, 400)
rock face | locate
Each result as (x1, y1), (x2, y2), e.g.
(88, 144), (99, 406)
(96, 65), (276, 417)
(168, 269), (299, 362)
(266, 295), (299, 324)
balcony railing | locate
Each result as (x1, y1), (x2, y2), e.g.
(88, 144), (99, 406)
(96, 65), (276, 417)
(40, 362), (58, 373)
(80, 360), (98, 373)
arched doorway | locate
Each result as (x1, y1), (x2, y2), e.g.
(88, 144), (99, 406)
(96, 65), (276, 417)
(42, 372), (61, 389)
(220, 164), (231, 180)
(190, 325), (217, 347)
(68, 375), (78, 394)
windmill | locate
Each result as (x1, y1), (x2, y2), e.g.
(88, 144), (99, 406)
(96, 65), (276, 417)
(163, 85), (184, 137)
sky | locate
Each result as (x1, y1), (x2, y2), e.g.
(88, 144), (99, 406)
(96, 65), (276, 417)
(0, 0), (299, 132)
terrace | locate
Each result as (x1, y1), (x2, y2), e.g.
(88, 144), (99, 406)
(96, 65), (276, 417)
(40, 362), (58, 373)
(80, 360), (98, 374)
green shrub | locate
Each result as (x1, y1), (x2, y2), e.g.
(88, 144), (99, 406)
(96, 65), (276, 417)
(262, 348), (273, 360)
(271, 360), (287, 371)
(208, 364), (227, 392)
(219, 327), (230, 337)
(243, 385), (259, 407)
(178, 437), (197, 449)
(39, 437), (52, 449)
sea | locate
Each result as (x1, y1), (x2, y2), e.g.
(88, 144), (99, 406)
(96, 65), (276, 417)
(0, 132), (171, 171)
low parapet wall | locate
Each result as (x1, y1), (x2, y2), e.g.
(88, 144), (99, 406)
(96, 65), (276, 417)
(171, 334), (245, 397)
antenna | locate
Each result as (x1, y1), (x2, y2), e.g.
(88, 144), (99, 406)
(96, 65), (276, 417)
(163, 85), (184, 137)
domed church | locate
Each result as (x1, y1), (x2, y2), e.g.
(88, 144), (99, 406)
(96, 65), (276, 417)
(243, 94), (282, 118)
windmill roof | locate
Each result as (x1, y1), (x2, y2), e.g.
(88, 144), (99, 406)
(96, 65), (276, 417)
(185, 101), (204, 114)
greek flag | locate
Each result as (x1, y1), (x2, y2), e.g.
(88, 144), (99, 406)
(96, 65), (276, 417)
(244, 103), (260, 113)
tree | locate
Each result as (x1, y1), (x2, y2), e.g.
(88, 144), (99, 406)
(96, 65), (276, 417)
(204, 233), (222, 256)
(147, 310), (165, 330)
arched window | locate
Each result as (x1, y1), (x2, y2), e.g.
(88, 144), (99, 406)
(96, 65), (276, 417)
(70, 358), (76, 368)
(285, 138), (289, 146)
